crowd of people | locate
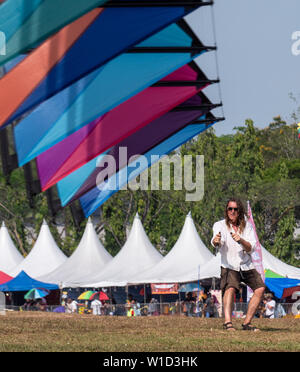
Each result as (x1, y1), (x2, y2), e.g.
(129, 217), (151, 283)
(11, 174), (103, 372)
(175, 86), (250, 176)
(19, 288), (293, 319)
(19, 282), (287, 319)
(181, 289), (220, 318)
(53, 291), (220, 317)
(22, 297), (48, 311)
(63, 297), (114, 315)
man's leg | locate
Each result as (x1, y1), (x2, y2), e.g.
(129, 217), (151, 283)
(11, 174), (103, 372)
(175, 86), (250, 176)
(243, 286), (265, 326)
(223, 287), (236, 327)
(220, 268), (240, 330)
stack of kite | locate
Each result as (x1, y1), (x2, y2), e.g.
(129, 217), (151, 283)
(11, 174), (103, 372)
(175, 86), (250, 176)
(0, 0), (224, 221)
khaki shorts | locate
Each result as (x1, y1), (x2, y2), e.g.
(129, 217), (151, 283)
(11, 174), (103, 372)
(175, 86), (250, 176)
(220, 267), (266, 296)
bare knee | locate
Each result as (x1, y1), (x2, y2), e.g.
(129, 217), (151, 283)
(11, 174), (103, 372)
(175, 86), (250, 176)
(227, 287), (236, 294)
(224, 287), (236, 297)
(254, 287), (265, 298)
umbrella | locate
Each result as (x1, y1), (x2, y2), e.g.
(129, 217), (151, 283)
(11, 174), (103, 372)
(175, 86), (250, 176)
(77, 290), (96, 300)
(178, 283), (204, 293)
(89, 291), (109, 301)
(24, 288), (50, 300)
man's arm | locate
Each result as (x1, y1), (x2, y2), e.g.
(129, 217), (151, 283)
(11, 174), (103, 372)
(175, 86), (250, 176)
(231, 222), (256, 253)
(239, 237), (252, 252)
(231, 232), (252, 252)
(211, 222), (223, 248)
(212, 232), (221, 247)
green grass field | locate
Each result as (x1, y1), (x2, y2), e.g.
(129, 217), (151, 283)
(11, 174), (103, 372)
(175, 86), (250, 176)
(0, 312), (299, 352)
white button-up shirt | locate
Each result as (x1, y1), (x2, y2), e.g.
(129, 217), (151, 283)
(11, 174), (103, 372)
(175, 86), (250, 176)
(211, 218), (256, 272)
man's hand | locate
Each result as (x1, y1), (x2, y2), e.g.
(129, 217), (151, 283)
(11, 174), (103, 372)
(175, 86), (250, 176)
(231, 232), (241, 243)
(231, 232), (252, 252)
(213, 232), (221, 247)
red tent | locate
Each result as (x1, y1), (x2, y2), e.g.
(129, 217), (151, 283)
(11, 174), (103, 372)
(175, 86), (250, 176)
(0, 271), (13, 285)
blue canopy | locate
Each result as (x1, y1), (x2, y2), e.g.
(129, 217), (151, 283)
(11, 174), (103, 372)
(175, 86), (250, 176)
(265, 277), (300, 299)
(0, 271), (59, 292)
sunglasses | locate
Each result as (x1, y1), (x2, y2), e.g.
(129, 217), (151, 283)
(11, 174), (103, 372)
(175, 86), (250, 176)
(227, 207), (238, 212)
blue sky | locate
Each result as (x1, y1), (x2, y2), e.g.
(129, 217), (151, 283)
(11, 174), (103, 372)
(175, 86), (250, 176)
(186, 0), (300, 136)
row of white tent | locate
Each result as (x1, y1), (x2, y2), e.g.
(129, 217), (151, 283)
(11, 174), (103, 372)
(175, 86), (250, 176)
(0, 213), (300, 289)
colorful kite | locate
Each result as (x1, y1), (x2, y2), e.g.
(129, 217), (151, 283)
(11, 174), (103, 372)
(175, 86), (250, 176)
(14, 20), (212, 166)
(56, 96), (221, 208)
(0, 4), (204, 128)
(0, 0), (111, 67)
(36, 62), (216, 191)
(79, 114), (219, 217)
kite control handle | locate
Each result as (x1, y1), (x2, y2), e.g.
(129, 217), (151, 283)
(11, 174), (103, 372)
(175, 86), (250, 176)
(213, 232), (221, 246)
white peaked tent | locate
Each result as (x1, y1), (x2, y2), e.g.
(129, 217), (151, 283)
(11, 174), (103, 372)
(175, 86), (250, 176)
(0, 222), (24, 274)
(37, 218), (113, 287)
(186, 246), (300, 281)
(262, 246), (300, 279)
(127, 212), (214, 284)
(9, 219), (67, 278)
(80, 213), (163, 287)
(192, 253), (221, 281)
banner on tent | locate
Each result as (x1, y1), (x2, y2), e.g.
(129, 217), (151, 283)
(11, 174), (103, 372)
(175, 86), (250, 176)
(247, 201), (265, 301)
(151, 283), (178, 295)
(247, 201), (264, 280)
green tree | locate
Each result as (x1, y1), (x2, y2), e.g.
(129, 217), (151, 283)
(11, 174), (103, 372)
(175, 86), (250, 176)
(272, 208), (298, 265)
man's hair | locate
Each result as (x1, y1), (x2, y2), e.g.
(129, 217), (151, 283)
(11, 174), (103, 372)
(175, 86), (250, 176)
(224, 198), (246, 233)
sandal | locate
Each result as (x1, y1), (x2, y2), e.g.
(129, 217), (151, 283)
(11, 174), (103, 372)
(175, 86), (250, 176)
(242, 323), (259, 332)
(223, 322), (236, 331)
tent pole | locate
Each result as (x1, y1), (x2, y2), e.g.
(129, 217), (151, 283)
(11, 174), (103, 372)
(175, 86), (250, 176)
(178, 286), (181, 316)
(160, 294), (162, 315)
(144, 284), (146, 306)
(198, 265), (200, 291)
(109, 287), (112, 305)
(59, 282), (63, 306)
